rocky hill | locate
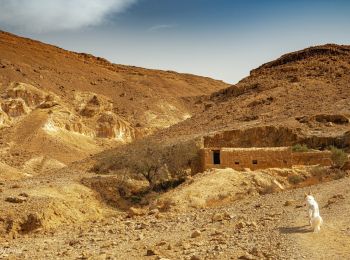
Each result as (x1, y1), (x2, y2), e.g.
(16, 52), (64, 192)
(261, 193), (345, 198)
(0, 31), (228, 171)
(158, 44), (350, 148)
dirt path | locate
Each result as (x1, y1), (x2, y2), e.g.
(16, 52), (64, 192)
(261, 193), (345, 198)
(285, 178), (350, 260)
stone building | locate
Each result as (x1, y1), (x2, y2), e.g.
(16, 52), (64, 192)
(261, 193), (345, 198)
(201, 147), (332, 171)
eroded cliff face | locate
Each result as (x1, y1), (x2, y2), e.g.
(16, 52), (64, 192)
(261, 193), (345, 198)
(0, 82), (135, 142)
(0, 82), (139, 174)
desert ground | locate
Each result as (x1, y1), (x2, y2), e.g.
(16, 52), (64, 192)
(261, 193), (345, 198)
(0, 31), (350, 259)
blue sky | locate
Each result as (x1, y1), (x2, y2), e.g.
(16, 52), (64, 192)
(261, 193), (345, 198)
(1, 0), (350, 83)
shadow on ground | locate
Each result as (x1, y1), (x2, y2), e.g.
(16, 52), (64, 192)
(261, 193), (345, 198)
(279, 225), (311, 234)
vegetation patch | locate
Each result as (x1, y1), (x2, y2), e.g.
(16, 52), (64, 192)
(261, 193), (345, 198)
(291, 144), (309, 152)
(329, 146), (348, 168)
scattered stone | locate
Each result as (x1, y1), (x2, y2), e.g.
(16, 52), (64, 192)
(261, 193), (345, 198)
(149, 208), (160, 215)
(239, 252), (255, 260)
(146, 248), (159, 256)
(19, 192), (29, 197)
(236, 221), (246, 229)
(191, 230), (201, 238)
(128, 207), (146, 217)
(5, 196), (27, 203)
(68, 239), (80, 246)
(190, 255), (201, 260)
(284, 200), (296, 206)
(156, 241), (167, 246)
(212, 213), (224, 222)
(137, 233), (144, 241)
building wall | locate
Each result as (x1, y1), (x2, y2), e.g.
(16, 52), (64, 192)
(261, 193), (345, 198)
(291, 151), (332, 166)
(202, 148), (332, 171)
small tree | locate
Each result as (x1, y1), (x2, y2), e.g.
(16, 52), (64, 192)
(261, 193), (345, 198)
(330, 146), (348, 168)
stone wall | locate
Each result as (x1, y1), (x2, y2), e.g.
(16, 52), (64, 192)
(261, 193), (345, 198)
(291, 151), (332, 167)
(202, 147), (332, 171)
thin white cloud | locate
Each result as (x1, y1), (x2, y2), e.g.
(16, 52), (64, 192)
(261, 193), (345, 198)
(0, 0), (137, 33)
(148, 24), (177, 32)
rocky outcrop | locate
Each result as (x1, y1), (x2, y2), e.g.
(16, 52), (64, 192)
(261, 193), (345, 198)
(4, 82), (59, 108)
(204, 125), (350, 150)
(1, 99), (30, 117)
(0, 82), (136, 143)
(96, 112), (135, 141)
(252, 44), (350, 72)
(75, 92), (113, 117)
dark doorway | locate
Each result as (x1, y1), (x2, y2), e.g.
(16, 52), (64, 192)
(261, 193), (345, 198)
(252, 160), (258, 165)
(213, 150), (221, 165)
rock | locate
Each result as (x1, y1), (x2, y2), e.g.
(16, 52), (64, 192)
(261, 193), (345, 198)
(190, 255), (201, 260)
(156, 241), (167, 246)
(137, 233), (144, 241)
(128, 207), (146, 217)
(273, 179), (284, 190)
(247, 221), (258, 228)
(212, 213), (224, 222)
(250, 247), (263, 257)
(20, 213), (42, 233)
(68, 239), (80, 246)
(284, 199), (296, 206)
(236, 221), (246, 229)
(224, 212), (234, 220)
(239, 252), (255, 259)
(18, 192), (29, 197)
(146, 248), (159, 256)
(149, 208), (160, 215)
(5, 196), (27, 203)
(191, 230), (201, 238)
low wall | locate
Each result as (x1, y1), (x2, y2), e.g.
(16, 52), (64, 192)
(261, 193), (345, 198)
(202, 147), (333, 171)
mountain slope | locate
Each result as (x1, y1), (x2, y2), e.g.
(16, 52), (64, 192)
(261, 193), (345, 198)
(0, 31), (228, 170)
(157, 44), (350, 146)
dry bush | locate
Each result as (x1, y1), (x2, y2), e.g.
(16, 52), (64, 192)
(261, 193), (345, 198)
(330, 146), (348, 168)
(91, 138), (201, 191)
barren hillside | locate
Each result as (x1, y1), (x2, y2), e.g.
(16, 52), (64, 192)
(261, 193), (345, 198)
(0, 31), (228, 171)
(158, 44), (350, 146)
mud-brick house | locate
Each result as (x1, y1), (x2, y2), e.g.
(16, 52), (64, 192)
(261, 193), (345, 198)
(201, 147), (332, 171)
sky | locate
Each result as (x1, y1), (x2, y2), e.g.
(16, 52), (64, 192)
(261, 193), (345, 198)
(1, 0), (350, 83)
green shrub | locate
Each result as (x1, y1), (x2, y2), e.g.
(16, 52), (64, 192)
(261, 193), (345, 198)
(330, 146), (348, 168)
(291, 144), (309, 152)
